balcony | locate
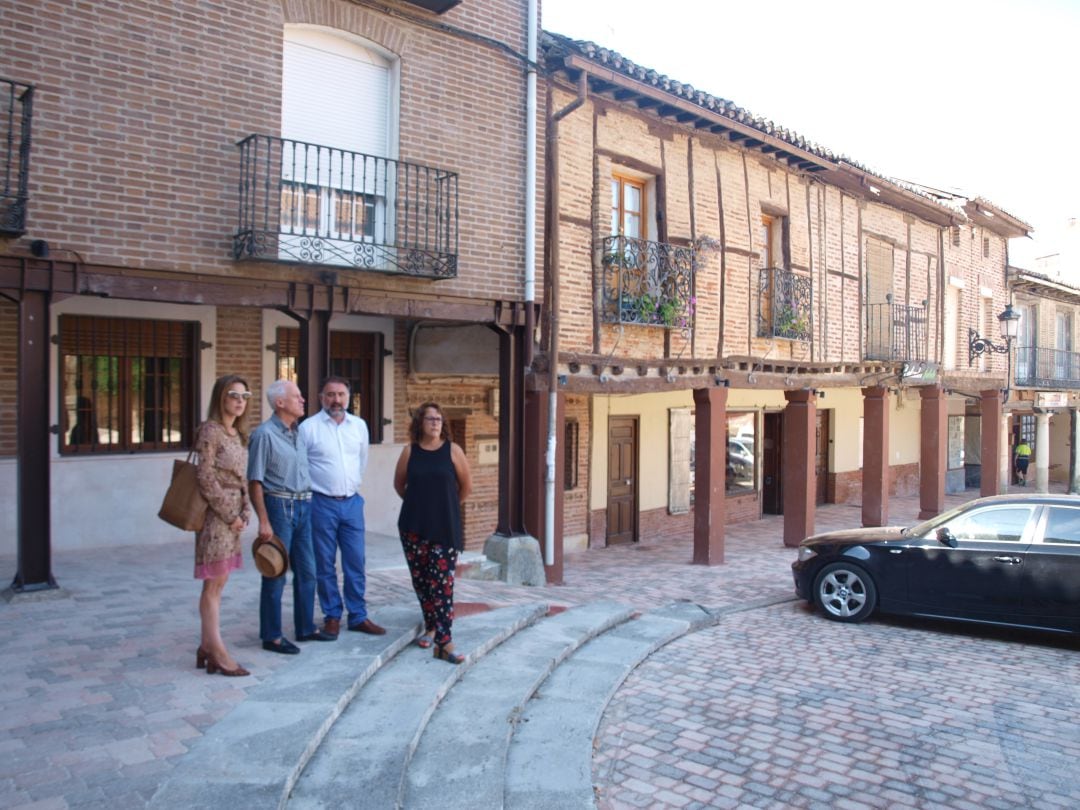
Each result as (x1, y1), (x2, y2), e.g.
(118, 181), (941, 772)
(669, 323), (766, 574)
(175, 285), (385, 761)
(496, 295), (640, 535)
(864, 299), (927, 362)
(601, 235), (695, 329)
(758, 267), (811, 341)
(1015, 346), (1080, 389)
(234, 135), (458, 278)
(0, 78), (33, 236)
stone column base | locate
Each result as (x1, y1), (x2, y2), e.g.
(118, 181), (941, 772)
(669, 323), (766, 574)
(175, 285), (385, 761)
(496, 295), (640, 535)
(481, 533), (545, 586)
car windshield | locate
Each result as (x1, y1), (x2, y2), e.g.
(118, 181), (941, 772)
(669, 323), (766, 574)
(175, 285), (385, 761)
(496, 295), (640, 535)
(904, 502), (975, 538)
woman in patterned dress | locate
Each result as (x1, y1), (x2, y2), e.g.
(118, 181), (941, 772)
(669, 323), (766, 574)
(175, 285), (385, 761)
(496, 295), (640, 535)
(195, 375), (253, 676)
(394, 402), (472, 664)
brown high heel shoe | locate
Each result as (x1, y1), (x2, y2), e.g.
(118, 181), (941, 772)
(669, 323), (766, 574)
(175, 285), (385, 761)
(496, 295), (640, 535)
(433, 643), (464, 665)
(196, 646), (209, 669)
(205, 653), (250, 677)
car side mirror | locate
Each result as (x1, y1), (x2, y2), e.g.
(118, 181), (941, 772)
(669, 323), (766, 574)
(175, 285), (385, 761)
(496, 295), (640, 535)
(936, 527), (958, 548)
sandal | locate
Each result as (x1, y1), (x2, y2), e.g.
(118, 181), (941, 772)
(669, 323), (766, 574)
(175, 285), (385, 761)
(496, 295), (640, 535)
(433, 644), (464, 665)
(416, 633), (433, 649)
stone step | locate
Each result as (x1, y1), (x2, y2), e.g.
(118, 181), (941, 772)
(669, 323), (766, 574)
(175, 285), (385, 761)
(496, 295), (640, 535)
(287, 602), (549, 810)
(148, 604), (424, 810)
(401, 600), (637, 810)
(455, 555), (502, 581)
(503, 602), (714, 810)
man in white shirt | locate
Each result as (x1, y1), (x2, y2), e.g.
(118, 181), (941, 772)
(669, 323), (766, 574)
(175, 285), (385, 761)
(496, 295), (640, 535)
(299, 375), (384, 637)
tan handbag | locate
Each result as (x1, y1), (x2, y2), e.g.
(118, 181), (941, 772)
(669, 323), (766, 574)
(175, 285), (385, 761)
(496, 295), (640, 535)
(158, 451), (208, 532)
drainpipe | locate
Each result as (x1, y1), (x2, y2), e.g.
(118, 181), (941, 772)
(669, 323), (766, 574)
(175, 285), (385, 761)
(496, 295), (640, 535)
(524, 0), (538, 366)
(543, 71), (588, 566)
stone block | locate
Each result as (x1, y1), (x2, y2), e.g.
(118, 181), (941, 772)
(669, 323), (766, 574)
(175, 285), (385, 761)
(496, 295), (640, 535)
(482, 533), (545, 586)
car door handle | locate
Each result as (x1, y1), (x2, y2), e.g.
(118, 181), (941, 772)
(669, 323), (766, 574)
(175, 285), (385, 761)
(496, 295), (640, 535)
(992, 556), (1022, 565)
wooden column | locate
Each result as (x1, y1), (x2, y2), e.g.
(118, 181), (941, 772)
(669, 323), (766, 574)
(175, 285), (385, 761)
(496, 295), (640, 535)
(692, 386), (727, 565)
(782, 390), (816, 548)
(12, 290), (57, 592)
(918, 386), (948, 519)
(291, 309), (330, 416)
(979, 389), (1003, 497)
(497, 326), (527, 536)
(861, 386), (889, 527)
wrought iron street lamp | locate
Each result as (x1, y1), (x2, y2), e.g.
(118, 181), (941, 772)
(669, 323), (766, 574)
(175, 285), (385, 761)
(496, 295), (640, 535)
(968, 303), (1021, 366)
(969, 303), (1022, 403)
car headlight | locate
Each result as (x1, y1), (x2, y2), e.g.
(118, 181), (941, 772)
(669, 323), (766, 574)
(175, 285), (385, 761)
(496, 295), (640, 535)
(797, 547), (818, 563)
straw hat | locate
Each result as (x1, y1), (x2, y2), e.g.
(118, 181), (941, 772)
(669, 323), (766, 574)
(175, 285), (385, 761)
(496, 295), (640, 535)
(252, 535), (289, 578)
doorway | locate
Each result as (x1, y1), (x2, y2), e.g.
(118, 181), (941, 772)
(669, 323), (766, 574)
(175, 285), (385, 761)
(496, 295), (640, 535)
(606, 416), (639, 545)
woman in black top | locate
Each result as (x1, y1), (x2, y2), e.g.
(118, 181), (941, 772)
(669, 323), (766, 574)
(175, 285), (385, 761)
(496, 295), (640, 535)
(394, 402), (473, 664)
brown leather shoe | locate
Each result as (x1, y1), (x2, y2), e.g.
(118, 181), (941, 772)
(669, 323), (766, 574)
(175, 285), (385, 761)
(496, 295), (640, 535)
(323, 617), (341, 637)
(348, 618), (386, 635)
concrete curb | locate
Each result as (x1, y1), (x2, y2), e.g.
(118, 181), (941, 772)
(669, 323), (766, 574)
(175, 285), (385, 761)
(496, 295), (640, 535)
(147, 604), (422, 810)
(504, 602), (711, 809)
(403, 600), (637, 809)
(289, 602), (550, 810)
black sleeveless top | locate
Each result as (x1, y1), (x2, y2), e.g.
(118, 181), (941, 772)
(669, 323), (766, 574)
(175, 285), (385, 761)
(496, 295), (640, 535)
(397, 440), (463, 551)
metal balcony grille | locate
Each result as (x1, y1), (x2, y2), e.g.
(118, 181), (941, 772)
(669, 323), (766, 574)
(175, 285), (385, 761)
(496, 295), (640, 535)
(600, 235), (695, 329)
(0, 78), (33, 236)
(234, 135), (458, 278)
(1014, 346), (1080, 388)
(757, 267), (811, 341)
(864, 300), (927, 362)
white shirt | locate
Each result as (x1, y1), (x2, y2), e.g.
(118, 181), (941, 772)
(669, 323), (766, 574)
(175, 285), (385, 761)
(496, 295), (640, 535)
(299, 410), (369, 497)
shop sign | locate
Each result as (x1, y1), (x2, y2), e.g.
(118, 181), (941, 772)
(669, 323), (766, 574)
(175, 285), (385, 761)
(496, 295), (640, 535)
(1035, 391), (1067, 409)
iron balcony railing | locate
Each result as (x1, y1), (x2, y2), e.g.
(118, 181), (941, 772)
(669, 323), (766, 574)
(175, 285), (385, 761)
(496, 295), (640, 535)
(758, 267), (811, 341)
(234, 135), (458, 278)
(864, 300), (927, 362)
(1014, 346), (1080, 388)
(0, 78), (33, 236)
(600, 235), (695, 329)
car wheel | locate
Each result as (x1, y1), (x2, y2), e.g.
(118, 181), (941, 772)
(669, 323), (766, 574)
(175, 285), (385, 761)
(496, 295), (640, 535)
(813, 562), (877, 622)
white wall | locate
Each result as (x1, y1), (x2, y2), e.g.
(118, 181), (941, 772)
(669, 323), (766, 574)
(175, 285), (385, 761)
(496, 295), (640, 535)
(0, 298), (219, 556)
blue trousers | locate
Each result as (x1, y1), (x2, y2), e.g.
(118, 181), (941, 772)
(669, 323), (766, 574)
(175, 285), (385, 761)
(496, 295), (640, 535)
(259, 496), (317, 641)
(311, 493), (368, 625)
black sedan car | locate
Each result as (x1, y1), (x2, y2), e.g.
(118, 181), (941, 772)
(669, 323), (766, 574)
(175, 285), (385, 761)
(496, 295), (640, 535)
(792, 494), (1080, 634)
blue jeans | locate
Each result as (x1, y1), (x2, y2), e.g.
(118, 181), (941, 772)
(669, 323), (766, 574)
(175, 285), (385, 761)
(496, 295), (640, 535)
(311, 493), (367, 625)
(259, 496), (317, 641)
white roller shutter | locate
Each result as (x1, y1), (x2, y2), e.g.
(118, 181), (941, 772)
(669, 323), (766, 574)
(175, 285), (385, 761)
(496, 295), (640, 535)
(282, 28), (389, 159)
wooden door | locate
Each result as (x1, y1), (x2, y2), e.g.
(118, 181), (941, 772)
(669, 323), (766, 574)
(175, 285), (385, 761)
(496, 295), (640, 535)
(606, 416), (638, 545)
(762, 412), (783, 514)
(815, 409), (830, 504)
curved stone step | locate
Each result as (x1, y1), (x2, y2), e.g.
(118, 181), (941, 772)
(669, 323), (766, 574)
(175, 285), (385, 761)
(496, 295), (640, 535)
(402, 600), (637, 810)
(503, 602), (714, 810)
(148, 604), (423, 810)
(287, 602), (549, 810)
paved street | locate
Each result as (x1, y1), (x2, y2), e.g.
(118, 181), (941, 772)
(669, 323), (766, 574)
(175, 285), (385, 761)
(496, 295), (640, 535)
(2, 491), (1078, 809)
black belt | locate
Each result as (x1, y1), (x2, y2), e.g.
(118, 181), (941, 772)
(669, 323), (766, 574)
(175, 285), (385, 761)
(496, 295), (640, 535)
(315, 492), (355, 500)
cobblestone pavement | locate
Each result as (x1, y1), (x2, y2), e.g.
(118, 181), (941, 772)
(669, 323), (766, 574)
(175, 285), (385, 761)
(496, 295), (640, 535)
(2, 491), (1078, 808)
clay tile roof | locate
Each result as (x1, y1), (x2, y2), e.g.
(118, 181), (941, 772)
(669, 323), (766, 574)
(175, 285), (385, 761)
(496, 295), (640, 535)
(540, 31), (1015, 222)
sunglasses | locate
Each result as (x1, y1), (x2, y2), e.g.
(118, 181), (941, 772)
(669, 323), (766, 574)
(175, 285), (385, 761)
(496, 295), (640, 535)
(226, 391), (252, 401)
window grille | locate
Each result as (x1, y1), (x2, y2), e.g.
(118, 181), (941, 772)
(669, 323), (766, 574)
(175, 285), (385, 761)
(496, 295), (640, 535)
(275, 327), (384, 442)
(59, 315), (197, 454)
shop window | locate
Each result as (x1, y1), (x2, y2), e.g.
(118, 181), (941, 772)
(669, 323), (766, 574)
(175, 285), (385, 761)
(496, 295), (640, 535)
(59, 315), (198, 454)
(726, 412), (756, 494)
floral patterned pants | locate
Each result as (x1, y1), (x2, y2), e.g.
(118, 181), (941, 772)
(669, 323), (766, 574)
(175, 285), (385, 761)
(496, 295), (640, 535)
(400, 532), (458, 646)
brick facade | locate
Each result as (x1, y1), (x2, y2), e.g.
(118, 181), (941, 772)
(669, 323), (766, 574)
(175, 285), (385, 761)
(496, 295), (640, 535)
(0, 0), (534, 558)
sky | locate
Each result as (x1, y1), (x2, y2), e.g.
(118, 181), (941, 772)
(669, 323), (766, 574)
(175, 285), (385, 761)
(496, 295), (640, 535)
(540, 0), (1080, 267)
